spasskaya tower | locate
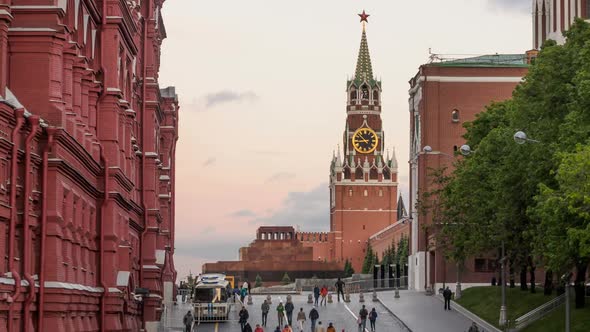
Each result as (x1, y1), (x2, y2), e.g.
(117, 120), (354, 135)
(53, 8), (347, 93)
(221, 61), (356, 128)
(329, 11), (398, 272)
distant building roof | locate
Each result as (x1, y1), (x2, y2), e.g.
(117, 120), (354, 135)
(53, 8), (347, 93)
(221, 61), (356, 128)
(429, 54), (529, 68)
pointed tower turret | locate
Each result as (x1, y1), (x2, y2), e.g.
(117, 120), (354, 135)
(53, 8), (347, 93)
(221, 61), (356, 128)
(355, 27), (374, 83)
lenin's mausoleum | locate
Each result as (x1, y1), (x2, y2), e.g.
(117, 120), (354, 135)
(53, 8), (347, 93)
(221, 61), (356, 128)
(0, 0), (178, 331)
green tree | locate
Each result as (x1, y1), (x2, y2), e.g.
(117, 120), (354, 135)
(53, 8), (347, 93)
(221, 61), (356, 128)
(362, 243), (375, 274)
(532, 145), (590, 308)
(343, 259), (355, 277)
(281, 272), (291, 285)
(254, 274), (263, 288)
(431, 19), (590, 306)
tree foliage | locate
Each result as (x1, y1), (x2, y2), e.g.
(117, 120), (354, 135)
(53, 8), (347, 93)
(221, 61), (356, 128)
(425, 19), (590, 307)
(281, 272), (291, 285)
(255, 274), (263, 288)
(343, 259), (355, 277)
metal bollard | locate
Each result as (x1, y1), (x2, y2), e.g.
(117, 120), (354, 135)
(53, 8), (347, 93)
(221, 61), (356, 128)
(344, 292), (351, 303)
(372, 290), (378, 302)
(359, 292), (365, 303)
(247, 295), (253, 305)
(307, 294), (313, 304)
(394, 287), (400, 299)
(267, 294), (272, 304)
(327, 293), (333, 303)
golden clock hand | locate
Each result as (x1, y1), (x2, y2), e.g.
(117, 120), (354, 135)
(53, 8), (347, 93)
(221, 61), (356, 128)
(355, 134), (368, 143)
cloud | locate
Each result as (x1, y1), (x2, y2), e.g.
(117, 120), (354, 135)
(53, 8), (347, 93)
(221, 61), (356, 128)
(202, 157), (216, 167)
(265, 172), (296, 184)
(205, 90), (259, 108)
(249, 183), (329, 232)
(487, 0), (531, 13)
(229, 209), (258, 218)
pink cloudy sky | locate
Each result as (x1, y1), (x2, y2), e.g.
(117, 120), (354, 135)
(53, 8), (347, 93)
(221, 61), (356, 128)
(158, 0), (532, 280)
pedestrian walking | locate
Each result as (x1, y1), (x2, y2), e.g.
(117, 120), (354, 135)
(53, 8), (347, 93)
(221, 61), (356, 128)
(244, 322), (253, 332)
(277, 302), (285, 327)
(358, 305), (368, 332)
(273, 327), (281, 332)
(241, 286), (248, 303)
(254, 324), (264, 332)
(443, 286), (452, 310)
(326, 322), (336, 332)
(335, 278), (345, 302)
(285, 298), (295, 326)
(315, 321), (325, 332)
(369, 307), (378, 332)
(283, 324), (293, 332)
(320, 285), (328, 306)
(261, 299), (270, 327)
(313, 285), (320, 306)
(309, 307), (319, 332)
(239, 307), (250, 332)
(182, 310), (193, 332)
(296, 308), (306, 331)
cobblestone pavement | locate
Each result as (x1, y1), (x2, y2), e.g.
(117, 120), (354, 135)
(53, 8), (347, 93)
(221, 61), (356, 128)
(161, 293), (406, 332)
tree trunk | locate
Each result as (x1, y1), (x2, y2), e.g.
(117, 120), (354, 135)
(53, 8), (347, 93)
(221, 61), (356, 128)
(529, 265), (536, 293)
(574, 262), (588, 309)
(510, 266), (515, 288)
(520, 266), (528, 290)
(543, 270), (553, 296)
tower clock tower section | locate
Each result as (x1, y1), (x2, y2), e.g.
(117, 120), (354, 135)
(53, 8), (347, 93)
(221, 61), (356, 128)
(329, 12), (398, 273)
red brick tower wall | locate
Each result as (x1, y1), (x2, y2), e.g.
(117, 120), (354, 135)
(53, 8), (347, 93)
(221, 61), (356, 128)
(297, 231), (333, 262)
(533, 0), (589, 49)
(329, 24), (399, 273)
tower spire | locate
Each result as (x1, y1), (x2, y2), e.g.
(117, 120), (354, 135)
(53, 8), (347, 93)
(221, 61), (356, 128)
(355, 10), (374, 83)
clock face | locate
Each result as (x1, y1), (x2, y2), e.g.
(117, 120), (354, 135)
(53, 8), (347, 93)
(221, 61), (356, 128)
(352, 127), (378, 154)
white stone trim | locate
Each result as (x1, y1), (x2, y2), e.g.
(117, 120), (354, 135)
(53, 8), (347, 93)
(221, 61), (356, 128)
(8, 27), (57, 32)
(331, 209), (397, 213)
(333, 181), (398, 186)
(155, 250), (166, 265)
(159, 175), (170, 181)
(44, 281), (104, 293)
(116, 271), (130, 287)
(142, 265), (160, 270)
(420, 76), (523, 83)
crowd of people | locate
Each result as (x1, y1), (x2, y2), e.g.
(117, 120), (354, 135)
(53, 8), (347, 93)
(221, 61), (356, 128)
(232, 278), (379, 332)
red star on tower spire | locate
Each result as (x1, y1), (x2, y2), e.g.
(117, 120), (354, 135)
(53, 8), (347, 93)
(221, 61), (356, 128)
(358, 10), (370, 23)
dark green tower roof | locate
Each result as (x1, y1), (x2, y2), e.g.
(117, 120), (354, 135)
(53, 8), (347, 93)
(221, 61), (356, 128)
(348, 26), (381, 89)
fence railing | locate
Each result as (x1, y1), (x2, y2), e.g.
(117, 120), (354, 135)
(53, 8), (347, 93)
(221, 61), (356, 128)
(512, 293), (565, 330)
(345, 277), (408, 294)
(194, 302), (234, 323)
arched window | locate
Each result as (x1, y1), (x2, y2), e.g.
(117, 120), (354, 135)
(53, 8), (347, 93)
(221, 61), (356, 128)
(451, 109), (460, 123)
(361, 85), (369, 100)
(378, 189), (383, 197)
(348, 189), (353, 197)
(373, 90), (379, 104)
(586, 0), (590, 18)
(350, 90), (357, 102)
(363, 189), (368, 197)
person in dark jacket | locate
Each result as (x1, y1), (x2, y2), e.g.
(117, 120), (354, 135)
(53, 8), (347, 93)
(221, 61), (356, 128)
(313, 285), (320, 306)
(335, 278), (345, 302)
(443, 286), (452, 310)
(285, 299), (295, 326)
(261, 299), (270, 327)
(309, 307), (319, 331)
(369, 308), (378, 332)
(358, 305), (368, 332)
(239, 307), (250, 331)
(243, 322), (253, 332)
(182, 310), (193, 332)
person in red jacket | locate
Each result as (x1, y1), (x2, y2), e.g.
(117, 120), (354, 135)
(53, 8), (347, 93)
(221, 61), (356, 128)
(254, 324), (264, 332)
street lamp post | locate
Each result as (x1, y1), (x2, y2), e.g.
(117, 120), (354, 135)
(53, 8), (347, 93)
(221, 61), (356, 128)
(563, 273), (572, 332)
(499, 240), (507, 327)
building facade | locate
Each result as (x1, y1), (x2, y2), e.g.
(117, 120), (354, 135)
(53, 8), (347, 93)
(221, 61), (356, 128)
(328, 21), (403, 273)
(0, 1), (178, 331)
(407, 56), (530, 292)
(533, 0), (590, 49)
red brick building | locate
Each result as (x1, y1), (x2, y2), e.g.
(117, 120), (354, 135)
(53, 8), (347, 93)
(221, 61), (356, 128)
(407, 56), (529, 292)
(407, 0), (589, 294)
(533, 0), (590, 49)
(328, 21), (406, 273)
(0, 1), (178, 331)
